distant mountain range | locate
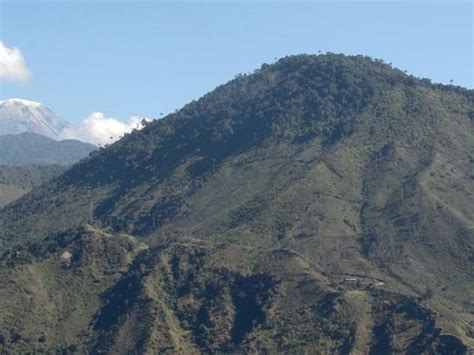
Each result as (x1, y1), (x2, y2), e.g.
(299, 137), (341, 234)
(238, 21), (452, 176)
(0, 98), (71, 140)
(0, 132), (96, 166)
(0, 99), (96, 207)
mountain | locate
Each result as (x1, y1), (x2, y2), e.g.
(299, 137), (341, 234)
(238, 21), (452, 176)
(0, 54), (472, 353)
(0, 165), (67, 208)
(0, 132), (96, 166)
(0, 98), (72, 139)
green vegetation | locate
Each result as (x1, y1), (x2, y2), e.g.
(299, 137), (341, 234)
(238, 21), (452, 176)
(0, 54), (472, 353)
(0, 165), (67, 208)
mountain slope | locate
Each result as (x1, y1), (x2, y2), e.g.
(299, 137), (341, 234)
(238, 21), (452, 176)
(0, 54), (472, 353)
(0, 226), (466, 354)
(0, 165), (67, 208)
(0, 98), (71, 139)
(0, 132), (96, 165)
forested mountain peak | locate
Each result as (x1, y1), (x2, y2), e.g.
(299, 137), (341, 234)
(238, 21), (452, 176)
(0, 54), (472, 353)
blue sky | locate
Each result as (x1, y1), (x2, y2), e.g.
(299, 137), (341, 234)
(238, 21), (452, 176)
(1, 1), (472, 126)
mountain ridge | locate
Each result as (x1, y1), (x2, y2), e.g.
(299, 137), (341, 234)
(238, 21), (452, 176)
(0, 54), (472, 353)
(0, 132), (96, 166)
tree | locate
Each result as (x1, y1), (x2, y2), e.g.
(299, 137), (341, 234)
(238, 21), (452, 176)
(422, 287), (434, 300)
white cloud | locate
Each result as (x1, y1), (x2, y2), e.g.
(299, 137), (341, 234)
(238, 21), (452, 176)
(59, 112), (151, 145)
(0, 41), (32, 83)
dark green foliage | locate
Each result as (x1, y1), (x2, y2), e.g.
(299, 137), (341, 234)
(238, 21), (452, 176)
(0, 164), (66, 208)
(227, 196), (268, 228)
(369, 291), (468, 354)
(0, 164), (66, 190)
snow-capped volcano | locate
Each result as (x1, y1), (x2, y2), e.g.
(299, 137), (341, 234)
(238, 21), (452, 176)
(0, 98), (72, 139)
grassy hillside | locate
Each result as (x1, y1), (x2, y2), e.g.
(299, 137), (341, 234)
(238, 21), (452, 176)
(0, 54), (472, 353)
(0, 226), (467, 354)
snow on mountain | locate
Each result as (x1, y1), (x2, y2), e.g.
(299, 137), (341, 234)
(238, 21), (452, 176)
(0, 98), (72, 140)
